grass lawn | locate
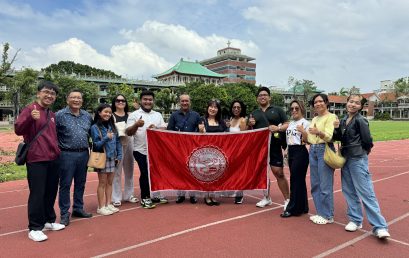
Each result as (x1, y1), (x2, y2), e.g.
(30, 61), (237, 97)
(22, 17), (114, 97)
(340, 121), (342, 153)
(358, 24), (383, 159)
(369, 121), (409, 141)
(0, 162), (27, 182)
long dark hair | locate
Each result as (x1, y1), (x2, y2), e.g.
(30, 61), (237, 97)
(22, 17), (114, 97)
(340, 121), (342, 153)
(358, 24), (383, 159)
(230, 100), (247, 118)
(111, 94), (129, 113)
(205, 99), (222, 122)
(93, 103), (117, 134)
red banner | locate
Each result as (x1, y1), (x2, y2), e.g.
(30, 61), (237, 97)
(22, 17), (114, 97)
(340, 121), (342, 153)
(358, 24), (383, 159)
(147, 129), (270, 193)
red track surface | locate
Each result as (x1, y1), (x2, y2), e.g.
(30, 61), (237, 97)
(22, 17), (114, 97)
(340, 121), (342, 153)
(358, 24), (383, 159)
(1, 140), (409, 257)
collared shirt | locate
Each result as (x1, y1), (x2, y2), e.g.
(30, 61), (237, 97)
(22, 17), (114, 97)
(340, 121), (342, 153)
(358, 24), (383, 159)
(167, 109), (200, 132)
(251, 105), (288, 145)
(14, 102), (60, 162)
(56, 106), (92, 150)
(127, 109), (165, 155)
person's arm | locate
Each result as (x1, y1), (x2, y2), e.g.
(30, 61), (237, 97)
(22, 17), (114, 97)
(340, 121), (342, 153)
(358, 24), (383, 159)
(126, 113), (144, 136)
(166, 113), (176, 130)
(357, 117), (374, 153)
(239, 117), (247, 131)
(91, 126), (109, 150)
(14, 106), (34, 135)
(115, 134), (123, 161)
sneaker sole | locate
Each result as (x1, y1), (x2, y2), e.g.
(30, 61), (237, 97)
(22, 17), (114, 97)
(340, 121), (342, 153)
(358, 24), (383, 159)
(345, 225), (363, 232)
(256, 202), (273, 208)
(29, 234), (48, 242)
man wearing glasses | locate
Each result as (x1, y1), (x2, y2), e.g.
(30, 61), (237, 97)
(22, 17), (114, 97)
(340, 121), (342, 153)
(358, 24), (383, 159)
(56, 89), (93, 226)
(248, 87), (290, 209)
(15, 81), (65, 242)
(167, 94), (200, 204)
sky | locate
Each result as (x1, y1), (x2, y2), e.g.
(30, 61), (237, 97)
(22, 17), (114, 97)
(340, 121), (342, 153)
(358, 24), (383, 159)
(1, 0), (409, 93)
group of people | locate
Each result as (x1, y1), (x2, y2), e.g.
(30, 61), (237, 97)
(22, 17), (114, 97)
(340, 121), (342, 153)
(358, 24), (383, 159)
(15, 81), (390, 242)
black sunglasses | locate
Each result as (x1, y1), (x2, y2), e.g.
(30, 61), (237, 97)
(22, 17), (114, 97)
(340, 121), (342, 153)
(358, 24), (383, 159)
(115, 99), (126, 103)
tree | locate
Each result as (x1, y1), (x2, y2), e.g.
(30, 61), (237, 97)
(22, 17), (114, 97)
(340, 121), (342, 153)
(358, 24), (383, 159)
(223, 83), (258, 115)
(42, 61), (121, 78)
(51, 76), (99, 111)
(1, 43), (20, 82)
(270, 92), (284, 106)
(4, 68), (38, 117)
(394, 77), (409, 97)
(339, 87), (349, 96)
(155, 88), (177, 113)
(106, 83), (135, 104)
(189, 84), (228, 115)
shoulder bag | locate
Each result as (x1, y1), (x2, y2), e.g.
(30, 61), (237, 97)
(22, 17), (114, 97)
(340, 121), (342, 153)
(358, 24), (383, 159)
(87, 127), (106, 169)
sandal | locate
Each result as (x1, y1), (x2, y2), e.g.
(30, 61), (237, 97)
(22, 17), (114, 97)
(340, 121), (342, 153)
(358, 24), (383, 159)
(112, 201), (121, 207)
(312, 215), (334, 225)
(127, 196), (139, 203)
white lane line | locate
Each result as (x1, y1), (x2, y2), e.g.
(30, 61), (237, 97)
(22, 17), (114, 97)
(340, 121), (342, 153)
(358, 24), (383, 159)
(313, 212), (409, 258)
(0, 204), (144, 237)
(0, 179), (100, 194)
(91, 205), (283, 258)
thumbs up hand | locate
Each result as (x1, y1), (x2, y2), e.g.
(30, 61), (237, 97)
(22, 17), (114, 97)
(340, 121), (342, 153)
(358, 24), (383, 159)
(107, 129), (114, 140)
(333, 117), (340, 129)
(248, 114), (255, 127)
(31, 104), (40, 120)
(308, 123), (320, 136)
(198, 121), (205, 133)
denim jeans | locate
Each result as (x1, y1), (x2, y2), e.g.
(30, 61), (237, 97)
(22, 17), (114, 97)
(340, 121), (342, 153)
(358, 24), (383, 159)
(341, 155), (388, 232)
(58, 151), (89, 217)
(309, 143), (335, 219)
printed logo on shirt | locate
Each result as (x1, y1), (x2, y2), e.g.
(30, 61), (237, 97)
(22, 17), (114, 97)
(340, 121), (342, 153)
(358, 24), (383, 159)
(187, 146), (228, 183)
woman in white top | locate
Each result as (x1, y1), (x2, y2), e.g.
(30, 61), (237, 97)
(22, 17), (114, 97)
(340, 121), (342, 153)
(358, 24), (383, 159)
(281, 100), (310, 218)
(228, 100), (247, 204)
(111, 95), (138, 207)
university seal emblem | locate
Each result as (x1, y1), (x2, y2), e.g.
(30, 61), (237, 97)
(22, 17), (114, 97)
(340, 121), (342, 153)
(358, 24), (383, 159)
(187, 146), (228, 183)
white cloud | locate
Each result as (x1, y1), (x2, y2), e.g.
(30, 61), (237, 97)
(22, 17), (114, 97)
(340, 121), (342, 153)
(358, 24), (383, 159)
(120, 20), (260, 60)
(17, 38), (172, 79)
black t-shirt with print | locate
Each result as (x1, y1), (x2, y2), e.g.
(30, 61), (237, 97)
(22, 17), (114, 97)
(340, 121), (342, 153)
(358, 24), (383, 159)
(251, 106), (288, 146)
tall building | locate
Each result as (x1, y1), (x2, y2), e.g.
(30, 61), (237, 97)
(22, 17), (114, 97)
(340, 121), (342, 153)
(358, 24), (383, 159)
(200, 42), (256, 84)
(153, 58), (225, 85)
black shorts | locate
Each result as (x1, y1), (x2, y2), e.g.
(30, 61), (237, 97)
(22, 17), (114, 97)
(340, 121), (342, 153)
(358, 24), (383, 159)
(269, 145), (283, 167)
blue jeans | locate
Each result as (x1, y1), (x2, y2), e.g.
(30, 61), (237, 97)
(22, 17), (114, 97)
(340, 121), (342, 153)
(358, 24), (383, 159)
(309, 144), (335, 219)
(341, 155), (388, 232)
(58, 151), (89, 217)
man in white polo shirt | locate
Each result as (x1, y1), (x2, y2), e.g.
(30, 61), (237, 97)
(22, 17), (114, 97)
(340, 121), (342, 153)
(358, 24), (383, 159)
(126, 90), (167, 209)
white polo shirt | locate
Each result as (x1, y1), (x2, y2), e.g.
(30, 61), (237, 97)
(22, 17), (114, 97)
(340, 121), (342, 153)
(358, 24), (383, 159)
(127, 109), (165, 155)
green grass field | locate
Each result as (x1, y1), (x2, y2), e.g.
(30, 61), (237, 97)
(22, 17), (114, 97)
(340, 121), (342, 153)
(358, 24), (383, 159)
(0, 121), (408, 182)
(369, 121), (409, 141)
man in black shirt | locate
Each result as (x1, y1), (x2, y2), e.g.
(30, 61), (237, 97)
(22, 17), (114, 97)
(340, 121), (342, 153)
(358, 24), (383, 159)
(167, 94), (200, 204)
(248, 87), (290, 210)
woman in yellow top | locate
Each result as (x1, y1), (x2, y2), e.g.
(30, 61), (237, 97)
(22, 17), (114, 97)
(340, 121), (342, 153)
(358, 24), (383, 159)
(307, 93), (337, 225)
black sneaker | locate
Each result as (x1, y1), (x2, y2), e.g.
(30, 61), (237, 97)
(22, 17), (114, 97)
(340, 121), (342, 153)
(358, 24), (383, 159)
(141, 198), (156, 209)
(176, 196), (185, 204)
(152, 197), (168, 204)
(189, 196), (197, 204)
(234, 196), (244, 204)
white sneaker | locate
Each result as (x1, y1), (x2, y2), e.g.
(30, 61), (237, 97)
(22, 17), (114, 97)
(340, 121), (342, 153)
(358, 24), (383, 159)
(28, 230), (48, 242)
(345, 221), (362, 232)
(97, 206), (114, 216)
(44, 222), (65, 231)
(374, 228), (390, 239)
(256, 197), (273, 208)
(107, 204), (119, 213)
(283, 199), (290, 211)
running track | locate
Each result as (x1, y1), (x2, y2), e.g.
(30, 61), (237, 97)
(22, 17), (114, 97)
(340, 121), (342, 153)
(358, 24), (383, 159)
(0, 140), (409, 257)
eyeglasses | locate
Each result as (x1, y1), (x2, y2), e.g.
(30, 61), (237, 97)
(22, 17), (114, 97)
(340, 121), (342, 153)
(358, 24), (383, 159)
(232, 106), (241, 110)
(69, 96), (82, 100)
(115, 99), (126, 103)
(40, 90), (56, 96)
(290, 107), (300, 111)
(258, 94), (269, 97)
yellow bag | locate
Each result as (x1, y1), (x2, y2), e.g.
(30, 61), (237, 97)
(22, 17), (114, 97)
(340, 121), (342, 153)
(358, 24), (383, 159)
(87, 150), (106, 169)
(324, 143), (345, 169)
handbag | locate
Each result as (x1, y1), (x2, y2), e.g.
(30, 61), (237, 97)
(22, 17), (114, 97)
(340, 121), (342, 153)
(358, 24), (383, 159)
(15, 110), (50, 166)
(87, 127), (106, 169)
(324, 142), (346, 169)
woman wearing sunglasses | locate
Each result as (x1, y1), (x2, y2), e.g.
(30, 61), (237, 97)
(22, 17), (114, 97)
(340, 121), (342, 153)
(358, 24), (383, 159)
(281, 100), (310, 218)
(228, 100), (247, 204)
(111, 95), (138, 207)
